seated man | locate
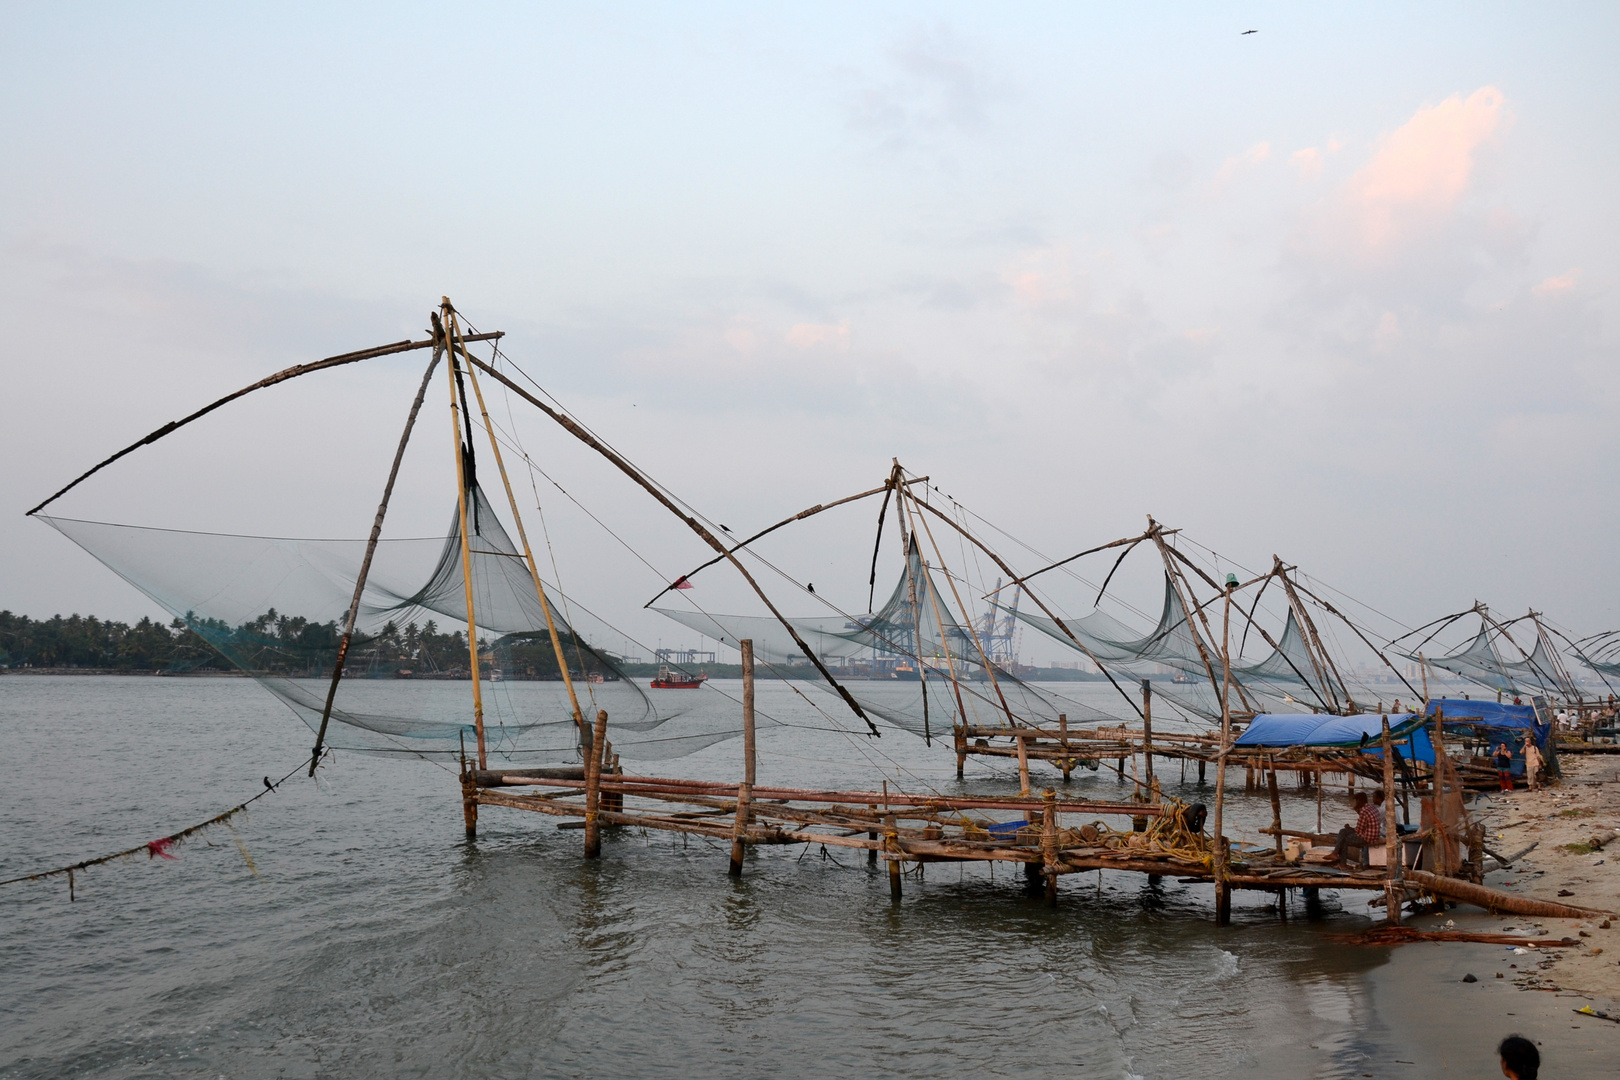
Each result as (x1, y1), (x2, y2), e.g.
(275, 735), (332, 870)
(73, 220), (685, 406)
(1333, 789), (1387, 864)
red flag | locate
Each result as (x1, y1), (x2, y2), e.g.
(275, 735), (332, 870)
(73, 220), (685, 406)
(146, 838), (178, 860)
(673, 576), (694, 590)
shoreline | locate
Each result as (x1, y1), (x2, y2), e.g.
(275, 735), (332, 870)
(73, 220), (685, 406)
(1346, 751), (1620, 1077)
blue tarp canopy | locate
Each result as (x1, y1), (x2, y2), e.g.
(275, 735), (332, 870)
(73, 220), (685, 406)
(1236, 712), (1435, 763)
(1426, 697), (1549, 749)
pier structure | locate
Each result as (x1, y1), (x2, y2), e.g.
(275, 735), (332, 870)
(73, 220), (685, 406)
(461, 642), (1612, 927)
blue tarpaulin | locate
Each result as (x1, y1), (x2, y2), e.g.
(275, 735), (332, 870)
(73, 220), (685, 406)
(1235, 712), (1435, 763)
(1426, 697), (1548, 748)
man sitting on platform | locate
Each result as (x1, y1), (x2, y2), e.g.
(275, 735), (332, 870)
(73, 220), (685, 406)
(1332, 790), (1386, 865)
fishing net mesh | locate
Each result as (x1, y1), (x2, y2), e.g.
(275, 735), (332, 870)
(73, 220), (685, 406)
(39, 483), (741, 761)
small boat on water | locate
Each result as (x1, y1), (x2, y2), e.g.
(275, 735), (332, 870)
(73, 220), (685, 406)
(651, 664), (707, 689)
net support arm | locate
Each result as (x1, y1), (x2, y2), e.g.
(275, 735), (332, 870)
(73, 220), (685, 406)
(309, 345), (445, 775)
(900, 486), (1146, 722)
(642, 481), (911, 608)
(468, 357), (882, 737)
(27, 332), (502, 517)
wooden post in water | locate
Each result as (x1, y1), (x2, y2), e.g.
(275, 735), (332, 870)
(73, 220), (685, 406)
(729, 640), (756, 877)
(1042, 788), (1059, 907)
(1058, 713), (1072, 781)
(584, 709), (609, 858)
(885, 812), (902, 900)
(1267, 760), (1284, 858)
(460, 767), (478, 839)
(1017, 734), (1031, 796)
(867, 802), (878, 865)
(1382, 716), (1401, 924)
(1142, 680), (1154, 785)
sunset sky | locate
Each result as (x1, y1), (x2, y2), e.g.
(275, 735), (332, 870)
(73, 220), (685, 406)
(3, 3), (1617, 662)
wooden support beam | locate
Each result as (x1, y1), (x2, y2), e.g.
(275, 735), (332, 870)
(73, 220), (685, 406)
(729, 639), (756, 877)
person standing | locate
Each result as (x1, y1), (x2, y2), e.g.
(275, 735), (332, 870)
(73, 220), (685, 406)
(1493, 742), (1514, 791)
(1521, 734), (1543, 792)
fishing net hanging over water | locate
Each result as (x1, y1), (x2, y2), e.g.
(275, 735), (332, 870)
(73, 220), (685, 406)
(1397, 621), (1574, 698)
(657, 538), (1125, 738)
(39, 483), (739, 762)
(1007, 576), (1343, 719)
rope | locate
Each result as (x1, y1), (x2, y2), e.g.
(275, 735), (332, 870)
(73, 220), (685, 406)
(0, 757), (315, 896)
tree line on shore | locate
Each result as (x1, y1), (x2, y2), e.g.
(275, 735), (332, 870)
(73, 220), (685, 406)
(0, 608), (629, 680)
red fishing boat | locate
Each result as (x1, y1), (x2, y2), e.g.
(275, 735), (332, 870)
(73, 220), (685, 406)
(650, 664), (707, 689)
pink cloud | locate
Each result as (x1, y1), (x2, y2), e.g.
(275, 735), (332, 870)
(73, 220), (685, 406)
(784, 321), (851, 350)
(1532, 270), (1579, 296)
(1290, 147), (1324, 179)
(1347, 86), (1507, 249)
(1215, 141), (1272, 185)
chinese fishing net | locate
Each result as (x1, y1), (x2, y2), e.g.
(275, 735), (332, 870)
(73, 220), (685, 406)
(1006, 575), (1351, 719)
(1396, 620), (1575, 698)
(656, 537), (1133, 740)
(39, 483), (739, 762)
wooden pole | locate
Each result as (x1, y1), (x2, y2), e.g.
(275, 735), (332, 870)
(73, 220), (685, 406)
(1042, 788), (1059, 907)
(1382, 716), (1400, 924)
(1212, 578), (1236, 926)
(584, 708), (609, 858)
(309, 344), (441, 775)
(1017, 732), (1031, 796)
(729, 639), (756, 876)
(885, 812), (902, 900)
(1267, 760), (1283, 857)
(1058, 713), (1072, 781)
(1432, 706), (1452, 878)
(443, 301), (487, 769)
(1142, 679), (1154, 785)
(452, 317), (588, 750)
(27, 331), (501, 518)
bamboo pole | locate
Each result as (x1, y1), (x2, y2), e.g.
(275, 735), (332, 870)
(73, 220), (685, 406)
(451, 316), (587, 750)
(442, 302), (487, 768)
(1268, 760), (1283, 858)
(308, 344), (442, 775)
(1382, 716), (1400, 924)
(1211, 576), (1237, 926)
(584, 708), (609, 858)
(886, 811), (901, 900)
(905, 486), (1020, 731)
(469, 358), (880, 736)
(729, 639), (756, 877)
(27, 331), (502, 517)
(1432, 707), (1452, 878)
(1017, 732), (1031, 796)
(1142, 679), (1153, 785)
(1042, 788), (1059, 906)
(1058, 713), (1071, 781)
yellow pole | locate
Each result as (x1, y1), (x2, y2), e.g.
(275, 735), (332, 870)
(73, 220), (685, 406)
(451, 314), (587, 749)
(441, 298), (486, 768)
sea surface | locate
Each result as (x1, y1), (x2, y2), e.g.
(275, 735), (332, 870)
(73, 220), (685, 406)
(3, 675), (1422, 1078)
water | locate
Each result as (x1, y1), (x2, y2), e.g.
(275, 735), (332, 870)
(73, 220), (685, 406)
(1, 676), (1395, 1078)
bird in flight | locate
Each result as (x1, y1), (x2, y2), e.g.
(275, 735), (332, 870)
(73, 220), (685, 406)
(1242, 29), (1258, 35)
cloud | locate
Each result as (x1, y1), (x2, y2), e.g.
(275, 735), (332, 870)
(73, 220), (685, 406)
(1343, 86), (1507, 251)
(1214, 141), (1271, 185)
(845, 24), (997, 151)
(784, 321), (850, 350)
(1533, 269), (1579, 296)
(1290, 147), (1324, 179)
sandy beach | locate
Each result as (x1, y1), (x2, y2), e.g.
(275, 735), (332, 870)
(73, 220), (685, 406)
(1350, 750), (1620, 1077)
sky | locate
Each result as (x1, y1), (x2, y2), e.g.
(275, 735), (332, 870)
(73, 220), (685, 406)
(2, 2), (1618, 665)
